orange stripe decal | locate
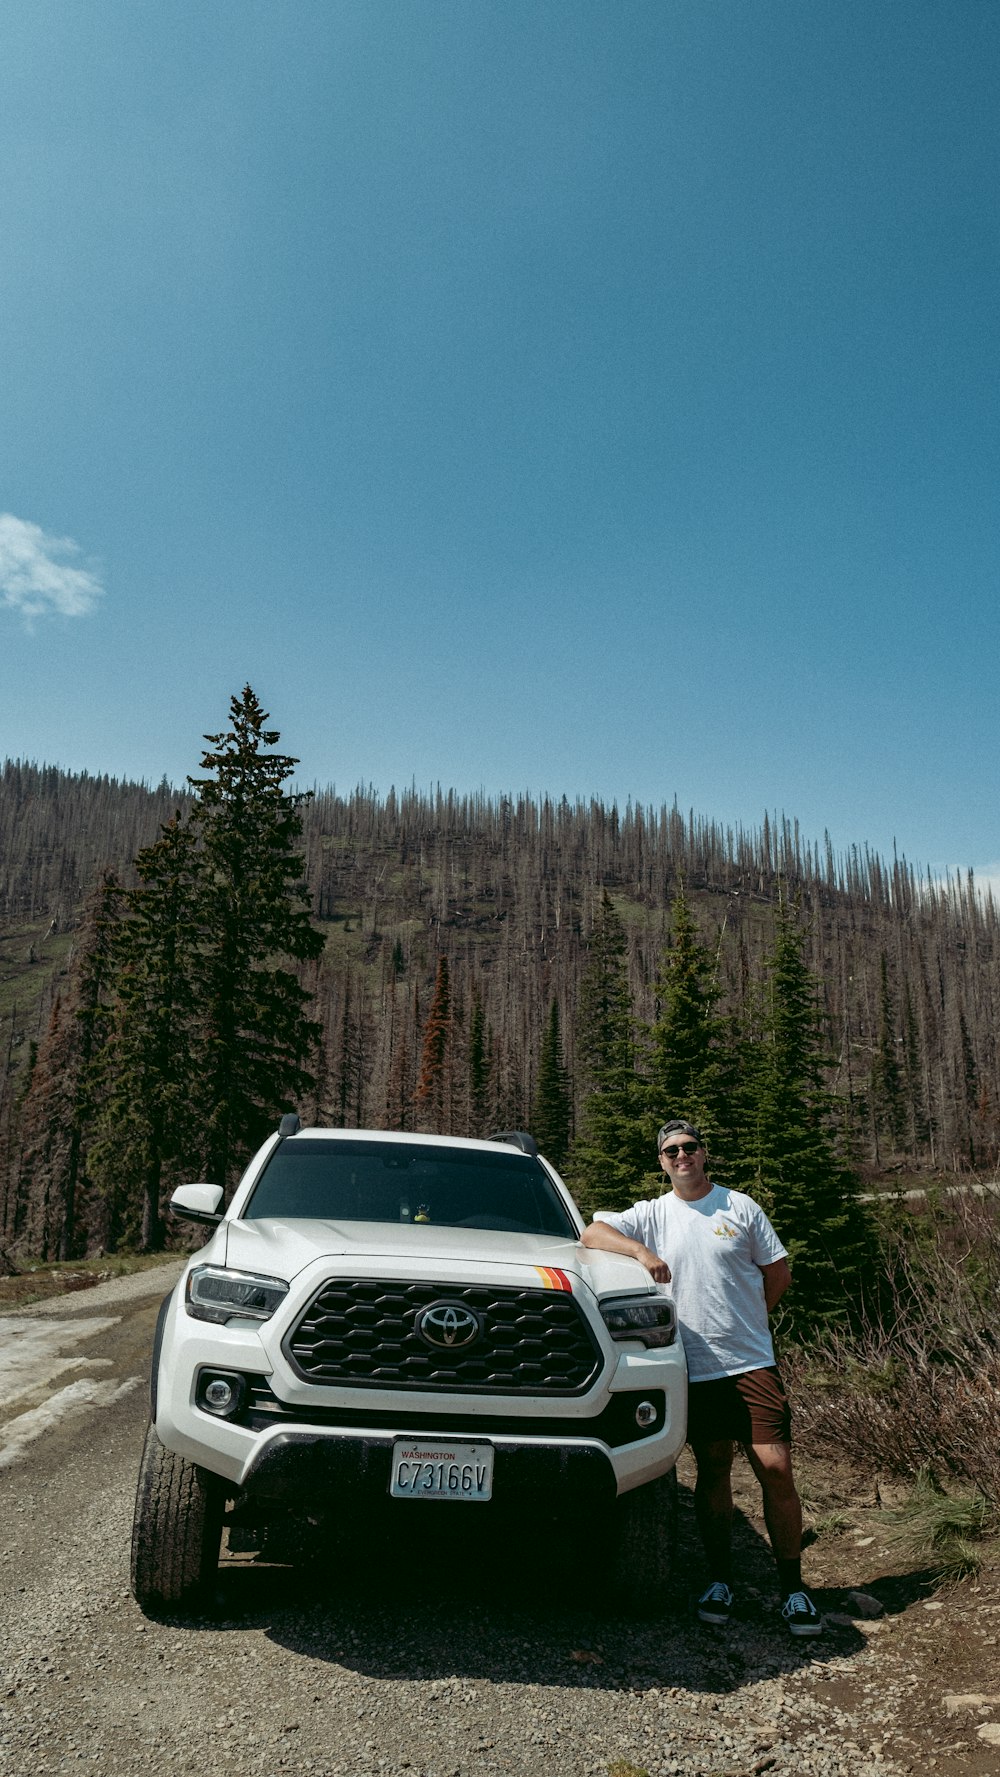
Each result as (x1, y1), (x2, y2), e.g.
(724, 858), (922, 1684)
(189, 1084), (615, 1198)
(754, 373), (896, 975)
(534, 1265), (572, 1292)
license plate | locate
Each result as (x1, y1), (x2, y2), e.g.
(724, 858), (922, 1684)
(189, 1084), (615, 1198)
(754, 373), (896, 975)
(389, 1438), (494, 1502)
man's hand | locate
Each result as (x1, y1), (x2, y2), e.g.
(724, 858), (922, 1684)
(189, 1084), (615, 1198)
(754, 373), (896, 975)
(580, 1221), (671, 1283)
(634, 1245), (671, 1284)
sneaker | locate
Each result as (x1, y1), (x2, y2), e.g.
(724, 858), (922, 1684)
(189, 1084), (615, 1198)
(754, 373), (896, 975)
(697, 1581), (734, 1625)
(781, 1589), (823, 1636)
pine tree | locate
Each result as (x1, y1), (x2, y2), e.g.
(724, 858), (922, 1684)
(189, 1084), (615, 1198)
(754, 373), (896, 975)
(901, 979), (931, 1155)
(648, 890), (728, 1147)
(385, 1009), (412, 1130)
(566, 892), (652, 1216)
(414, 955), (451, 1132)
(186, 687), (325, 1188)
(446, 976), (469, 1136)
(957, 1006), (979, 1166)
(11, 875), (121, 1258)
(11, 996), (80, 1258)
(332, 978), (359, 1128)
(87, 817), (201, 1250)
(489, 1028), (525, 1133)
(575, 892), (632, 1090)
(870, 952), (905, 1159)
(531, 998), (572, 1169)
(467, 988), (490, 1137)
(0, 1038), (36, 1256)
(734, 904), (874, 1334)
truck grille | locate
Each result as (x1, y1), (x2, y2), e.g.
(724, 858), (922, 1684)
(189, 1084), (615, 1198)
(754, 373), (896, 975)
(284, 1279), (602, 1395)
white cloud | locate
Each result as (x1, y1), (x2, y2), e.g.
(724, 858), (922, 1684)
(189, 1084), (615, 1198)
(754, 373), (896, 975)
(925, 863), (1000, 907)
(970, 865), (1000, 906)
(0, 512), (105, 621)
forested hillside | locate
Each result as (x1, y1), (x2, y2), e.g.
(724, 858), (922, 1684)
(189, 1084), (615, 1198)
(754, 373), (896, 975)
(2, 752), (997, 1214)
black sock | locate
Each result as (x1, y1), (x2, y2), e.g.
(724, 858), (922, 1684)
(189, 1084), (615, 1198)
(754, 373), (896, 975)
(776, 1557), (802, 1594)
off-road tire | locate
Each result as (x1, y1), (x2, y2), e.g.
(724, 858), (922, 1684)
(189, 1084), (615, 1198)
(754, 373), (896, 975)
(131, 1421), (224, 1612)
(606, 1468), (678, 1614)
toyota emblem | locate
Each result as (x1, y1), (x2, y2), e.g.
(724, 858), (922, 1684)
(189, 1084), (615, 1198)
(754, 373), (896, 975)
(416, 1302), (482, 1349)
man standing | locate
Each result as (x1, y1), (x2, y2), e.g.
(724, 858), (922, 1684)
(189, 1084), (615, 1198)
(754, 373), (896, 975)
(581, 1118), (821, 1636)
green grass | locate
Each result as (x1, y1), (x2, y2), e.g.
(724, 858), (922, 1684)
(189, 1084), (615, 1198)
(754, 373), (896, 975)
(0, 920), (75, 1029)
(883, 1466), (997, 1585)
(809, 1511), (853, 1538)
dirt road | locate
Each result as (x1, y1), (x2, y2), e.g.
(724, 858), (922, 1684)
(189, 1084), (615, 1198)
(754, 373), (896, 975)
(1, 1266), (997, 1777)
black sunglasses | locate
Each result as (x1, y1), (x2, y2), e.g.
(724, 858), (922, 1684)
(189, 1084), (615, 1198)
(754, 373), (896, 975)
(660, 1140), (700, 1158)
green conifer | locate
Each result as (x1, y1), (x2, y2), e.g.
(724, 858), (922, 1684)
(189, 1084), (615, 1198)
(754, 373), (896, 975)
(648, 890), (729, 1149)
(12, 874), (121, 1257)
(531, 999), (572, 1170)
(467, 989), (490, 1137)
(567, 892), (652, 1216)
(414, 955), (451, 1131)
(870, 952), (906, 1158)
(187, 687), (325, 1188)
(88, 817), (201, 1249)
(734, 903), (874, 1334)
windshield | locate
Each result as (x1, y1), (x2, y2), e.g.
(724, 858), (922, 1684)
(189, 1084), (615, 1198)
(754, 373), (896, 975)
(243, 1139), (578, 1238)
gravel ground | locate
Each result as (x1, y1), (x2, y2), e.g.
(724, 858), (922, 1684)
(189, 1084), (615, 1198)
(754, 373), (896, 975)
(2, 1262), (998, 1777)
(5, 1263), (187, 1320)
(0, 1514), (903, 1777)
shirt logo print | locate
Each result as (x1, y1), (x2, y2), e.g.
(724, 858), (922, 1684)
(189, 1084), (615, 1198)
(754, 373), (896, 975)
(712, 1223), (738, 1239)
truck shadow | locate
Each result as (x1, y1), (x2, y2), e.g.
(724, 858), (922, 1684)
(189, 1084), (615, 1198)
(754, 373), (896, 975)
(194, 1476), (932, 1695)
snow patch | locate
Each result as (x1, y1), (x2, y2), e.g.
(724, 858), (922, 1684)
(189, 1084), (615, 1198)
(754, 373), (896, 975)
(0, 1315), (120, 1410)
(0, 1376), (141, 1467)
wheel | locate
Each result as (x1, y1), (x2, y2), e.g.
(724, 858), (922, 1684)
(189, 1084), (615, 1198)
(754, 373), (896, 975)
(606, 1469), (678, 1614)
(130, 1422), (224, 1612)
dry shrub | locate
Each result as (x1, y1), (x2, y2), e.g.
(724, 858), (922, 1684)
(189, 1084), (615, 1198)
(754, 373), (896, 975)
(789, 1188), (1000, 1506)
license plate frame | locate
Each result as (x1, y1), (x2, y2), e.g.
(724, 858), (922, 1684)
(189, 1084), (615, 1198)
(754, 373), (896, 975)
(389, 1438), (494, 1503)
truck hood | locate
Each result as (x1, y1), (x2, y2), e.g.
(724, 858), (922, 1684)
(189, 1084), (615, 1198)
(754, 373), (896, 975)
(221, 1216), (656, 1301)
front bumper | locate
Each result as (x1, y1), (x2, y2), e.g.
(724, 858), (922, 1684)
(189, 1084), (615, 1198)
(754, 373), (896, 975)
(237, 1425), (619, 1515)
(153, 1262), (688, 1506)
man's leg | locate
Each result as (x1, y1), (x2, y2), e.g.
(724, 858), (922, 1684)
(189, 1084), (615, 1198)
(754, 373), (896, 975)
(691, 1438), (736, 1582)
(745, 1441), (821, 1634)
(745, 1439), (802, 1575)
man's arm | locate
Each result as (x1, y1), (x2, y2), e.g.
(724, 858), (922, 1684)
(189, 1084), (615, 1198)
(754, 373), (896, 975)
(760, 1256), (791, 1313)
(581, 1219), (671, 1284)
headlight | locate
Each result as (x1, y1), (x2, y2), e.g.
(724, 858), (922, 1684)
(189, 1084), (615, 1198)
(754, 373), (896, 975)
(185, 1265), (289, 1324)
(600, 1294), (677, 1348)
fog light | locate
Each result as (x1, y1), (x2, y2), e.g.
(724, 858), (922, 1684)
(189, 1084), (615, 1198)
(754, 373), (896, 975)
(197, 1370), (245, 1418)
(635, 1400), (658, 1429)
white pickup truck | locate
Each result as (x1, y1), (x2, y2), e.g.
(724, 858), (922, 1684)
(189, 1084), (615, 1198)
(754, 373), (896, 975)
(131, 1124), (687, 1613)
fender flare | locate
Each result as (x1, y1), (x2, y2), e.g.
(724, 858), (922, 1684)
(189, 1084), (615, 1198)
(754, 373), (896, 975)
(149, 1287), (175, 1421)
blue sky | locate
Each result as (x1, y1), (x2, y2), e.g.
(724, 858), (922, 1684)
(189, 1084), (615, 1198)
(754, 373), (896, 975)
(1, 1), (997, 888)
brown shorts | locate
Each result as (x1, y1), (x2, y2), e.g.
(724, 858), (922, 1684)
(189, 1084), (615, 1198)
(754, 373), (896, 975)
(687, 1366), (792, 1447)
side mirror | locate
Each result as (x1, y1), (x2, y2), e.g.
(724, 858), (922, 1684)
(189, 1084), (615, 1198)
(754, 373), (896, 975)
(170, 1183), (225, 1226)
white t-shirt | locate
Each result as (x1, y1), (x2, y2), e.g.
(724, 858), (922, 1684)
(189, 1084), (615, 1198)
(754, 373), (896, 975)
(594, 1183), (787, 1383)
